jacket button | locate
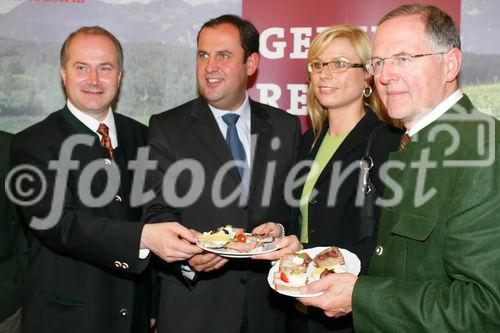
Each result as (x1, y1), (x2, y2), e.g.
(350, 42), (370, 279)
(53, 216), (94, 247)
(119, 308), (128, 317)
(122, 262), (129, 270)
(114, 195), (122, 203)
(239, 278), (247, 286)
(104, 158), (112, 166)
(114, 261), (121, 268)
(375, 245), (384, 256)
(309, 199), (318, 205)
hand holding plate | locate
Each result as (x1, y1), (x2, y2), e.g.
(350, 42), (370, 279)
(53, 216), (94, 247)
(252, 235), (302, 260)
(297, 272), (357, 318)
(188, 252), (228, 272)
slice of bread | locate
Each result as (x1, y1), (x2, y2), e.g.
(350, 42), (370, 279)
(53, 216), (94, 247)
(273, 271), (308, 292)
(224, 241), (257, 253)
(279, 253), (312, 273)
(313, 247), (345, 269)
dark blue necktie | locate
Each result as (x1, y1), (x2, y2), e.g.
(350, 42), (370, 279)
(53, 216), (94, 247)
(222, 113), (248, 193)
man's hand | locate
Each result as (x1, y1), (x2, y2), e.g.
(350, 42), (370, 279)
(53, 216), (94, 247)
(251, 235), (303, 260)
(186, 229), (228, 273)
(188, 252), (228, 272)
(140, 222), (202, 263)
(150, 318), (157, 333)
(298, 273), (357, 318)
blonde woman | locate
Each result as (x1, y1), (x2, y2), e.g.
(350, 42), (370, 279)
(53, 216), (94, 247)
(288, 25), (401, 332)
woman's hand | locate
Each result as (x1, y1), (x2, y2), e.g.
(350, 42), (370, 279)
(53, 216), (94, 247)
(251, 222), (285, 238)
(251, 235), (303, 260)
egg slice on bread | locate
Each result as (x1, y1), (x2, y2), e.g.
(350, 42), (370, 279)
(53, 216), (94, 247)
(274, 270), (308, 292)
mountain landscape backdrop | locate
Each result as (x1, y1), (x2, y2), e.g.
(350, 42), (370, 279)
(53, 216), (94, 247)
(0, 0), (498, 132)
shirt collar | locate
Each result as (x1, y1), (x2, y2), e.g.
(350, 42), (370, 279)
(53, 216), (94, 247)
(408, 89), (463, 136)
(66, 100), (118, 148)
(208, 93), (251, 122)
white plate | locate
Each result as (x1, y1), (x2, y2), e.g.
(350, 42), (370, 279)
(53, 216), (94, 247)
(197, 235), (278, 258)
(267, 246), (361, 298)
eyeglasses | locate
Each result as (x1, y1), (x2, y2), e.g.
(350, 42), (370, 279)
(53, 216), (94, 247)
(365, 51), (448, 75)
(307, 58), (364, 74)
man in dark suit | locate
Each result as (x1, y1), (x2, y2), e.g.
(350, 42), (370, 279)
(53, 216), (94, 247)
(143, 15), (302, 333)
(9, 26), (201, 333)
(0, 130), (28, 333)
(299, 4), (500, 332)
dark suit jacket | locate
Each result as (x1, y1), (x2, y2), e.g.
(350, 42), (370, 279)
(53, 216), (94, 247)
(0, 130), (29, 322)
(10, 107), (151, 333)
(290, 109), (401, 332)
(143, 97), (301, 333)
(353, 95), (500, 332)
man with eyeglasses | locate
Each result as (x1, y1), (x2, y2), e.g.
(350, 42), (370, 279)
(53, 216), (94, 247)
(298, 4), (500, 332)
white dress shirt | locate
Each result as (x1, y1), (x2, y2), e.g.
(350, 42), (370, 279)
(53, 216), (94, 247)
(181, 95), (252, 279)
(67, 100), (118, 148)
(208, 93), (252, 166)
(66, 100), (149, 259)
(408, 89), (463, 137)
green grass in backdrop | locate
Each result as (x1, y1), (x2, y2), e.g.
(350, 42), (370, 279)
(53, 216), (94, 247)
(1, 83), (499, 134)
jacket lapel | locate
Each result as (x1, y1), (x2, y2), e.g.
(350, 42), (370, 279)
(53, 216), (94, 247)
(315, 108), (379, 186)
(60, 106), (105, 161)
(114, 114), (136, 171)
(398, 94), (474, 155)
(58, 107), (112, 188)
(249, 100), (272, 197)
(189, 98), (242, 185)
(306, 125), (328, 160)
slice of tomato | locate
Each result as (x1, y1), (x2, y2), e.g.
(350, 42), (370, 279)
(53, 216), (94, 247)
(280, 272), (289, 283)
(236, 233), (247, 243)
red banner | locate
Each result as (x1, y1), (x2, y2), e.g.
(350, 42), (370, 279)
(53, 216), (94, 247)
(243, 0), (460, 129)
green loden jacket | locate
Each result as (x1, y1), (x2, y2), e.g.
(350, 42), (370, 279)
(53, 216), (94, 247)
(352, 95), (500, 332)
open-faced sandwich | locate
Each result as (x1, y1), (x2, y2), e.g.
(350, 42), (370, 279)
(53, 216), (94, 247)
(279, 252), (312, 273)
(197, 225), (241, 248)
(273, 246), (346, 294)
(310, 246), (346, 279)
(274, 270), (309, 292)
(273, 252), (312, 292)
(198, 225), (275, 253)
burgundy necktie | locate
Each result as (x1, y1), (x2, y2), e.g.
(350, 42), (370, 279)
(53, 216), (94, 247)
(97, 123), (115, 160)
(399, 133), (410, 151)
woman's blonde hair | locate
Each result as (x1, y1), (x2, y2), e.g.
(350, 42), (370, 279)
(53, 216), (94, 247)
(307, 24), (394, 141)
